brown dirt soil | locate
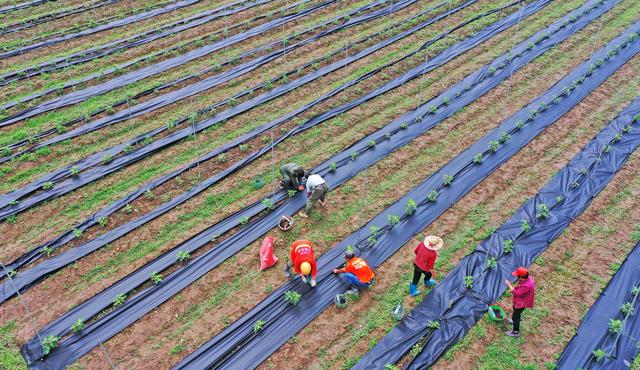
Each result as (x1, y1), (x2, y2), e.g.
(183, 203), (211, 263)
(67, 13), (640, 370)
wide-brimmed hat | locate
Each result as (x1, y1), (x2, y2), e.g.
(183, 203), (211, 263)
(424, 235), (444, 250)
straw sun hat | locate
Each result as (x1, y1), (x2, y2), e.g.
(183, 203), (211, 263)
(424, 235), (444, 251)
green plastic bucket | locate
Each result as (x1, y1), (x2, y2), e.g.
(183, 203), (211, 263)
(488, 304), (506, 322)
(392, 303), (405, 321)
(334, 294), (347, 309)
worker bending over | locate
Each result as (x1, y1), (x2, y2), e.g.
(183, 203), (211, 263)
(333, 250), (374, 295)
(285, 239), (317, 287)
(300, 173), (328, 219)
(280, 163), (306, 191)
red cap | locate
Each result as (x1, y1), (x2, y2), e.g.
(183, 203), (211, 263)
(511, 267), (528, 277)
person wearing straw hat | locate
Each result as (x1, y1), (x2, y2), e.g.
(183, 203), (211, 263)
(504, 267), (535, 337)
(409, 235), (443, 296)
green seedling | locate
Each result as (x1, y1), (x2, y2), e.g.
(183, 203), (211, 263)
(608, 318), (623, 334)
(473, 153), (483, 164)
(124, 204), (133, 214)
(217, 153), (227, 163)
(499, 132), (511, 143)
(503, 239), (514, 254)
(632, 286), (640, 296)
(427, 320), (440, 330)
(329, 162), (337, 172)
(621, 302), (634, 317)
(70, 165), (80, 176)
(113, 293), (126, 307)
(284, 290), (301, 305)
(239, 216), (249, 225)
(387, 214), (400, 226)
(70, 318), (85, 333)
(287, 190), (297, 198)
(410, 343), (423, 357)
(102, 154), (113, 164)
(351, 152), (358, 161)
(72, 229), (83, 239)
(592, 349), (606, 361)
(253, 319), (266, 333)
(177, 250), (191, 262)
(42, 181), (54, 190)
(43, 246), (53, 256)
(426, 190), (438, 203)
(384, 365), (400, 370)
(239, 144), (249, 152)
(443, 174), (453, 186)
(520, 220), (532, 233)
(261, 199), (275, 209)
(150, 272), (163, 285)
(489, 140), (499, 153)
(145, 189), (155, 200)
(428, 105), (437, 114)
(368, 140), (376, 148)
(486, 257), (497, 269)
(41, 335), (60, 356)
(405, 199), (418, 216)
(464, 275), (474, 289)
(536, 203), (550, 219)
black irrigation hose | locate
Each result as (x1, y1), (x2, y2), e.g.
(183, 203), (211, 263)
(0, 0), (450, 280)
(0, 0), (335, 127)
(0, 0), (166, 37)
(0, 0), (457, 219)
(1, 0), (402, 158)
(0, 0), (204, 58)
(0, 0), (119, 35)
(0, 0), (277, 90)
(557, 237), (640, 369)
(355, 23), (640, 370)
(179, 17), (640, 370)
(15, 0), (556, 365)
(0, 0), (50, 15)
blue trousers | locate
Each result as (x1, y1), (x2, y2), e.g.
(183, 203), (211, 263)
(342, 272), (371, 289)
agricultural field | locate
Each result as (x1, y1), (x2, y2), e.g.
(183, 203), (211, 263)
(0, 0), (639, 369)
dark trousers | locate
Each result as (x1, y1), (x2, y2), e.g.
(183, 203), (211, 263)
(512, 307), (525, 332)
(412, 264), (432, 285)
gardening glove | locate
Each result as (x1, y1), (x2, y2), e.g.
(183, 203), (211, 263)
(301, 275), (308, 284)
(298, 185), (305, 191)
(310, 279), (317, 288)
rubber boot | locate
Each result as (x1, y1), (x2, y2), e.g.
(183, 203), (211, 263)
(425, 278), (436, 287)
(409, 283), (421, 297)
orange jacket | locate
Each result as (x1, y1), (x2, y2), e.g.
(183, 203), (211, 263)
(289, 240), (317, 278)
(336, 257), (374, 283)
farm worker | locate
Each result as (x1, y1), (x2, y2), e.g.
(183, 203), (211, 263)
(504, 267), (536, 338)
(409, 235), (443, 297)
(284, 239), (317, 287)
(279, 163), (306, 191)
(299, 173), (328, 219)
(333, 250), (375, 295)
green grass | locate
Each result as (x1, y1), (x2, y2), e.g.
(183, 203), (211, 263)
(0, 321), (28, 370)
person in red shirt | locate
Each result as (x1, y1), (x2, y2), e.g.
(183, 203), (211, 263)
(333, 251), (375, 295)
(504, 267), (536, 337)
(284, 240), (317, 287)
(410, 235), (443, 296)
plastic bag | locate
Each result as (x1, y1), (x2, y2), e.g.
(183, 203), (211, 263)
(259, 236), (278, 270)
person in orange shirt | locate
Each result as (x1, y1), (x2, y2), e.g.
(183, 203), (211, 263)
(333, 250), (374, 295)
(284, 239), (317, 287)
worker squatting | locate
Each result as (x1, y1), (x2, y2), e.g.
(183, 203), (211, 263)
(277, 163), (535, 337)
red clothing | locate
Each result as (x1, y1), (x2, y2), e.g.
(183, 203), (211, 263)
(413, 242), (437, 272)
(511, 277), (535, 309)
(289, 240), (317, 278)
(336, 257), (374, 283)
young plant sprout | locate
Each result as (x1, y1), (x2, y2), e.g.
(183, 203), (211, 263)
(608, 318), (623, 334)
(489, 140), (500, 152)
(426, 190), (438, 203)
(536, 203), (550, 219)
(287, 190), (297, 198)
(464, 275), (474, 289)
(150, 272), (163, 285)
(70, 165), (80, 176)
(443, 174), (453, 186)
(621, 302), (634, 317)
(239, 216), (249, 225)
(113, 293), (127, 307)
(261, 199), (275, 209)
(177, 250), (191, 262)
(503, 239), (514, 254)
(284, 290), (301, 305)
(592, 349), (606, 361)
(387, 214), (400, 226)
(41, 335), (61, 356)
(486, 257), (497, 269)
(42, 181), (54, 190)
(72, 229), (83, 238)
(427, 320), (440, 330)
(520, 220), (532, 233)
(70, 318), (85, 333)
(253, 319), (266, 333)
(405, 199), (418, 216)
(473, 153), (483, 164)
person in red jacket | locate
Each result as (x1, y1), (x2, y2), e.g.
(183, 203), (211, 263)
(410, 235), (443, 296)
(504, 267), (536, 337)
(333, 250), (375, 295)
(284, 239), (317, 287)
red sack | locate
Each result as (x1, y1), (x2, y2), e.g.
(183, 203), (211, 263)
(259, 236), (278, 270)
